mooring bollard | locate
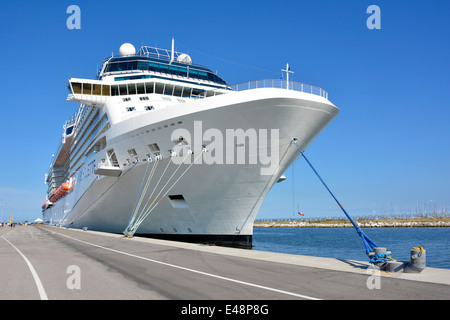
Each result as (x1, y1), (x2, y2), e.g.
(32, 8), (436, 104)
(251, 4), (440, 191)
(404, 246), (426, 273)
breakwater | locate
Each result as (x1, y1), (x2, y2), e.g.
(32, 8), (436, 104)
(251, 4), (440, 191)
(254, 218), (450, 228)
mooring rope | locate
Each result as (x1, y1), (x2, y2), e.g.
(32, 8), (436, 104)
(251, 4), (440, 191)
(126, 158), (152, 231)
(125, 157), (159, 233)
(124, 149), (204, 237)
(291, 138), (384, 258)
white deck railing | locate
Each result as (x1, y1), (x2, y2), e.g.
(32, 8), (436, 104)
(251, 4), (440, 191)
(231, 79), (328, 100)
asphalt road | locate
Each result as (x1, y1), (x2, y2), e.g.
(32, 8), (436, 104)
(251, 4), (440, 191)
(1, 225), (449, 302)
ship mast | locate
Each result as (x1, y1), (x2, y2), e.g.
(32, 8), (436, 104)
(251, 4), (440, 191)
(282, 63), (294, 90)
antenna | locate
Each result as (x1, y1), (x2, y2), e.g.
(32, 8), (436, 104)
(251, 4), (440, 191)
(282, 63), (294, 89)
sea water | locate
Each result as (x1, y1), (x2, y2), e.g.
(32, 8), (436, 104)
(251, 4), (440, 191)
(252, 227), (450, 269)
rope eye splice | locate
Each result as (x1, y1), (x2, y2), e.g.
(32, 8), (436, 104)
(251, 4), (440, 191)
(290, 138), (394, 267)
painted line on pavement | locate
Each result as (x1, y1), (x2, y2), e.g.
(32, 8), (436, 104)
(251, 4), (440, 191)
(53, 229), (321, 300)
(2, 236), (48, 300)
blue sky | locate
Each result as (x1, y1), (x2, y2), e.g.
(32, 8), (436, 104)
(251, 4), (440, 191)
(0, 0), (448, 222)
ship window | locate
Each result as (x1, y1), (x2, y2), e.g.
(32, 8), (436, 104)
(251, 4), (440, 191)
(198, 71), (208, 80)
(164, 84), (174, 96)
(119, 84), (128, 95)
(155, 83), (164, 94)
(191, 88), (205, 97)
(92, 84), (102, 96)
(102, 85), (110, 96)
(72, 82), (82, 94)
(122, 97), (131, 102)
(189, 70), (198, 78)
(117, 62), (126, 71)
(148, 62), (159, 72)
(82, 83), (92, 95)
(173, 86), (183, 97)
(127, 83), (137, 95)
(66, 125), (74, 135)
(145, 106), (154, 111)
(138, 61), (148, 71)
(145, 82), (154, 94)
(111, 85), (119, 96)
(136, 83), (145, 94)
(108, 63), (118, 72)
(182, 87), (192, 98)
(169, 66), (180, 75)
(126, 107), (136, 112)
(179, 68), (188, 77)
(139, 96), (149, 101)
(159, 64), (169, 73)
(129, 61), (138, 70)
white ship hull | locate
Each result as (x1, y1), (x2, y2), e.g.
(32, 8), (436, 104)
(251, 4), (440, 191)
(43, 88), (338, 246)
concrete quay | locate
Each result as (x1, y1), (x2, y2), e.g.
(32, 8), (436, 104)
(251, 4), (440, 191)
(0, 224), (449, 301)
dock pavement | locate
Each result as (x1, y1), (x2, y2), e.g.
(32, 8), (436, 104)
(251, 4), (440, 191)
(1, 224), (449, 305)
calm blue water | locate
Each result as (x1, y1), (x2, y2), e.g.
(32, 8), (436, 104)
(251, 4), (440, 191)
(252, 227), (450, 269)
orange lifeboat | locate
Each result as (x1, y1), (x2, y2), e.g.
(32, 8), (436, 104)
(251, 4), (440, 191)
(62, 182), (70, 191)
(43, 179), (74, 208)
(49, 184), (67, 202)
(41, 200), (53, 209)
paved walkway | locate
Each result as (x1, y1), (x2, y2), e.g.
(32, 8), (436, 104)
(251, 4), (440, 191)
(1, 225), (449, 301)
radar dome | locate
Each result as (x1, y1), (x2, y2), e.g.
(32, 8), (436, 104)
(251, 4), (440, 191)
(119, 43), (136, 56)
(177, 53), (192, 65)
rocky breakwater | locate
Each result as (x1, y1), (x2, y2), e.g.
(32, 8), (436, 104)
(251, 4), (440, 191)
(254, 219), (450, 228)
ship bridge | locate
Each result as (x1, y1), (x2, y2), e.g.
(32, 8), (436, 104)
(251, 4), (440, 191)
(97, 44), (228, 87)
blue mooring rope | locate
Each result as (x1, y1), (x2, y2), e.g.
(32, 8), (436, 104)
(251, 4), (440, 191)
(291, 139), (380, 258)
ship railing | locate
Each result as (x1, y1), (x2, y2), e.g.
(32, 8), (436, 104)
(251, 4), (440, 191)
(231, 79), (328, 100)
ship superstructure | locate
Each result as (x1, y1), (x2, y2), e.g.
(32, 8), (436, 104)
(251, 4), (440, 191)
(42, 41), (339, 247)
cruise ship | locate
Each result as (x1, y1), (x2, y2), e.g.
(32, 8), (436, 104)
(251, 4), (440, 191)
(42, 40), (339, 247)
